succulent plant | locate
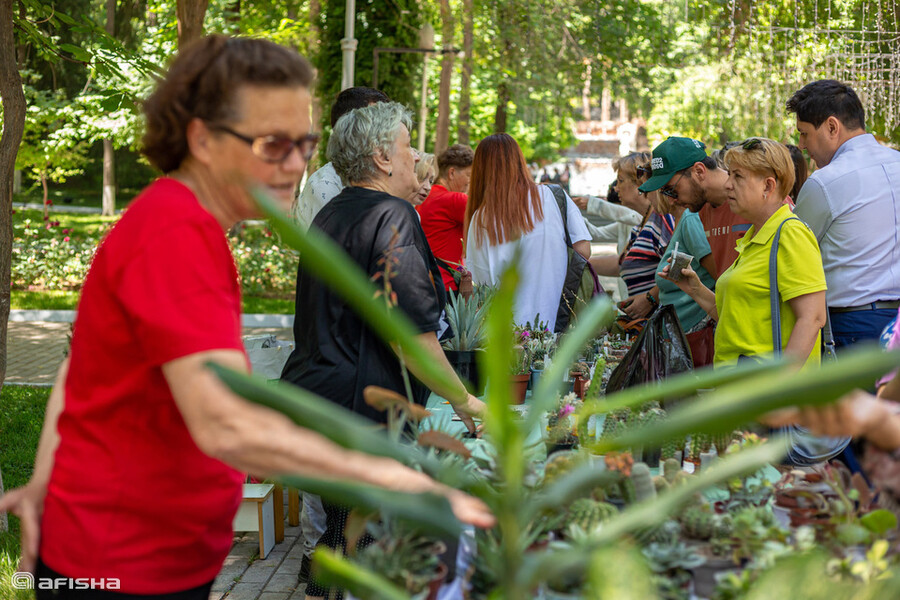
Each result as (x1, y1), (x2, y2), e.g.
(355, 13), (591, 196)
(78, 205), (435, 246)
(566, 498), (618, 532)
(637, 519), (682, 547)
(631, 462), (657, 503)
(641, 541), (706, 573)
(663, 458), (682, 483)
(689, 433), (711, 461)
(543, 451), (583, 485)
(679, 505), (717, 540)
(712, 430), (736, 456)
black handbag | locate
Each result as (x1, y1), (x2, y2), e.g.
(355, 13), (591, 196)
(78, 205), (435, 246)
(546, 184), (602, 332)
(770, 217), (849, 466)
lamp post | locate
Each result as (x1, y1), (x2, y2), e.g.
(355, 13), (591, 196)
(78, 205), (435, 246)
(340, 0), (357, 91)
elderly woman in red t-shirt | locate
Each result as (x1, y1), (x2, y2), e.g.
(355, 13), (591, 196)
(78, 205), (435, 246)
(0, 36), (492, 600)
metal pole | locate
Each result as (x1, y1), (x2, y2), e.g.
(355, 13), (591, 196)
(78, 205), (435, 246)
(340, 0), (357, 91)
(418, 54), (428, 151)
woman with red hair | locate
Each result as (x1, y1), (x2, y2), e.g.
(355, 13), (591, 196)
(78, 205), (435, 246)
(465, 134), (590, 327)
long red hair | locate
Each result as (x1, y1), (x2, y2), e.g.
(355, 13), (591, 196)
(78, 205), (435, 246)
(464, 133), (542, 247)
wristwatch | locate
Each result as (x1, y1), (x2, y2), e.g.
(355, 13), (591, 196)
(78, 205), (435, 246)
(646, 292), (658, 306)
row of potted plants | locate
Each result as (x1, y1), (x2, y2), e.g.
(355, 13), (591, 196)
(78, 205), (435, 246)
(213, 190), (900, 599)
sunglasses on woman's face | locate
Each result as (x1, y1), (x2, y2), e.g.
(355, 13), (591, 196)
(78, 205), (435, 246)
(741, 138), (763, 151)
(211, 124), (320, 163)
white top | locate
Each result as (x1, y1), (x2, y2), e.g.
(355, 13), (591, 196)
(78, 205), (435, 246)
(466, 185), (590, 327)
(293, 162), (344, 230)
(794, 134), (900, 307)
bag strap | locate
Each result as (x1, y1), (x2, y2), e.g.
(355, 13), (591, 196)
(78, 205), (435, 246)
(769, 217), (801, 355)
(822, 307), (837, 356)
(546, 184), (575, 249)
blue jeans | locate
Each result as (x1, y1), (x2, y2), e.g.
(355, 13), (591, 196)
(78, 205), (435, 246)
(829, 308), (897, 351)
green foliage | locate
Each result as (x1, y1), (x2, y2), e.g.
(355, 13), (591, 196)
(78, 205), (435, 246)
(228, 224), (299, 298)
(314, 0), (424, 159)
(9, 210), (296, 311)
(0, 384), (50, 572)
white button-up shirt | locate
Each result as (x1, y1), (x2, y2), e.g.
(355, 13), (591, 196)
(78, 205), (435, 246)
(794, 133), (900, 308)
(292, 162), (344, 230)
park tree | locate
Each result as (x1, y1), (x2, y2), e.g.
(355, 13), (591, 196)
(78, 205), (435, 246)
(0, 0), (26, 530)
(176, 0), (209, 47)
(434, 0), (454, 154)
(0, 0), (27, 399)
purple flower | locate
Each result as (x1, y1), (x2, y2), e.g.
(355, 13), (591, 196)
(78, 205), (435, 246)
(559, 404), (575, 418)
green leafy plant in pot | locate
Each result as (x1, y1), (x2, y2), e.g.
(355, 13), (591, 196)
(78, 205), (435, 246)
(442, 286), (494, 395)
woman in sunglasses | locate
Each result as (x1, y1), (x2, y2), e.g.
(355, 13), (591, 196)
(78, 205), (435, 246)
(663, 137), (827, 369)
(0, 36), (493, 600)
(590, 153), (675, 320)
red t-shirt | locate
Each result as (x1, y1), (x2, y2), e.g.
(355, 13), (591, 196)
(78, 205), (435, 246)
(41, 178), (245, 594)
(416, 184), (467, 290)
(698, 202), (752, 278)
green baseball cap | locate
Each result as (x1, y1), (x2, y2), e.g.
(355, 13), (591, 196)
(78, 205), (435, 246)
(638, 137), (707, 192)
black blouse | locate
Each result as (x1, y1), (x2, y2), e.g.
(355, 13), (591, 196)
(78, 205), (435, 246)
(281, 186), (446, 423)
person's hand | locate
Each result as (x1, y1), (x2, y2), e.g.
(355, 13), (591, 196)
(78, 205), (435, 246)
(660, 258), (702, 297)
(452, 394), (486, 435)
(0, 484), (45, 574)
(572, 196), (589, 211)
(444, 488), (495, 528)
(382, 463), (495, 528)
(620, 293), (654, 320)
(762, 390), (890, 439)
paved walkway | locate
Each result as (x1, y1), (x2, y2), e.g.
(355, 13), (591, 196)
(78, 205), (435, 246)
(211, 494), (308, 600)
(5, 321), (292, 385)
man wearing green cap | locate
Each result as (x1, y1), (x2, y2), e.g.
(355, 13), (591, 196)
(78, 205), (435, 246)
(639, 136), (750, 278)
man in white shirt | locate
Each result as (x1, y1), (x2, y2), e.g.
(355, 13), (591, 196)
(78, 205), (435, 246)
(787, 79), (900, 349)
(292, 87), (390, 229)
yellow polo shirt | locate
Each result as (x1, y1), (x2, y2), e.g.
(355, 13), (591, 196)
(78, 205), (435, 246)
(714, 204), (826, 369)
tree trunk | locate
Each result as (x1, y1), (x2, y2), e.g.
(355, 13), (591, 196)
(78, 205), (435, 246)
(581, 60), (592, 121)
(176, 0), (209, 48)
(0, 0), (28, 395)
(456, 0), (473, 145)
(102, 0), (116, 216)
(434, 0), (454, 155)
(42, 173), (49, 219)
(494, 80), (509, 134)
(227, 0), (240, 29)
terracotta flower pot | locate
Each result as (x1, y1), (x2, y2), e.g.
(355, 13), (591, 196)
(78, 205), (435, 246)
(510, 374), (530, 404)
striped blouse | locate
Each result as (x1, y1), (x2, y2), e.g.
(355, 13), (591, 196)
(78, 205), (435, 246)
(620, 211), (676, 296)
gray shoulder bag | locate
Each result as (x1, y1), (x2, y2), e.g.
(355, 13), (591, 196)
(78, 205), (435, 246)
(771, 217), (849, 465)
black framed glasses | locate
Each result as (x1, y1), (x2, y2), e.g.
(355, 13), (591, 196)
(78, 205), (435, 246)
(210, 124), (320, 163)
(659, 170), (686, 199)
(636, 165), (652, 179)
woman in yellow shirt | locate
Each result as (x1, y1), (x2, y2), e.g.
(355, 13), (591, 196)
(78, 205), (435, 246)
(663, 138), (827, 368)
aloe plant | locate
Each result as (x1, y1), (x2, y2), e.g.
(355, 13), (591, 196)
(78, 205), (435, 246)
(206, 189), (900, 599)
(441, 286), (493, 351)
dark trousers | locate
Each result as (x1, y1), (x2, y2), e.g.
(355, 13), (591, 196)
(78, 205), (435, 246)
(829, 308), (897, 351)
(34, 559), (213, 600)
(828, 307), (896, 480)
(305, 501), (374, 599)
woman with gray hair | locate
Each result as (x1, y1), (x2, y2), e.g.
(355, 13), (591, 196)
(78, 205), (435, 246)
(281, 102), (486, 600)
